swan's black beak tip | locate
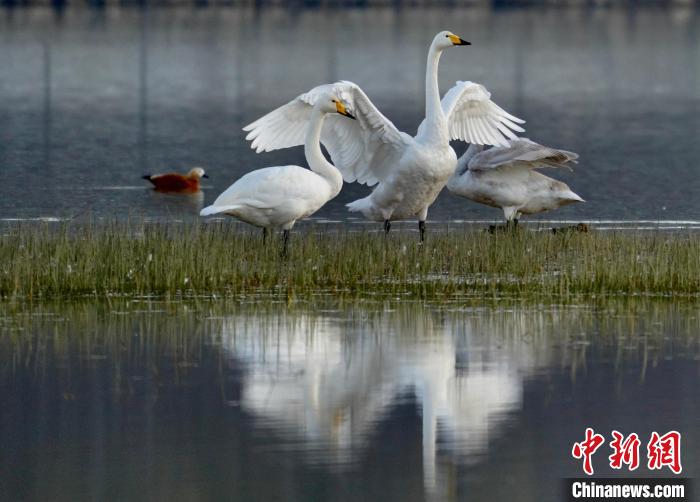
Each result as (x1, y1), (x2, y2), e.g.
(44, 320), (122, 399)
(344, 111), (356, 120)
(202, 174), (209, 179)
(458, 38), (471, 46)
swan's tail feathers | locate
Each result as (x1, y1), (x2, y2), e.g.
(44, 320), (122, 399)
(200, 205), (239, 217)
(346, 196), (387, 222)
(563, 191), (585, 203)
(346, 197), (371, 215)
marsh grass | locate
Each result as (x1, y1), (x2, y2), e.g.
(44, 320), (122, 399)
(2, 221), (700, 300)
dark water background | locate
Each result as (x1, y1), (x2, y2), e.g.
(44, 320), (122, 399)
(1, 6), (699, 225)
(1, 299), (698, 501)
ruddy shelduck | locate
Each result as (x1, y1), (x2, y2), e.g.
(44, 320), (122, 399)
(143, 167), (208, 193)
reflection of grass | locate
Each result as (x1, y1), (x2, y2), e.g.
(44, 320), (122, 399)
(2, 222), (700, 299)
(1, 299), (697, 385)
(0, 299), (698, 401)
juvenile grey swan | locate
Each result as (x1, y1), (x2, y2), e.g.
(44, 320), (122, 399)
(446, 138), (584, 224)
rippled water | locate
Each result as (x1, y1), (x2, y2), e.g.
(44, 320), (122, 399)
(1, 299), (698, 500)
(1, 6), (699, 225)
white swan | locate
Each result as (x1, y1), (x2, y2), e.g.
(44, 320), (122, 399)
(243, 31), (525, 241)
(200, 94), (355, 254)
(446, 138), (584, 224)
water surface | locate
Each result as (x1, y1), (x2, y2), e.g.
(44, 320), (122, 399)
(1, 299), (698, 500)
(1, 6), (699, 224)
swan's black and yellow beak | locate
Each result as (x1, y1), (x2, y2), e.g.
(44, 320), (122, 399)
(336, 100), (356, 120)
(202, 174), (209, 178)
(449, 34), (471, 46)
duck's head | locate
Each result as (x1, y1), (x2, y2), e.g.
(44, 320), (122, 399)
(188, 167), (208, 179)
(319, 93), (356, 120)
(434, 30), (471, 50)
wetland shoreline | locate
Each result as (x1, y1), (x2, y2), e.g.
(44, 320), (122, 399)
(3, 221), (700, 301)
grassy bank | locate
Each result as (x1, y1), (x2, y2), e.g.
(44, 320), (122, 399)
(2, 221), (700, 300)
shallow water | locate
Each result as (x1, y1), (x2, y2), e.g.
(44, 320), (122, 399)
(1, 6), (699, 225)
(1, 299), (698, 501)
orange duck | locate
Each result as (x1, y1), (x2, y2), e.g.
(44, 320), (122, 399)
(143, 167), (208, 193)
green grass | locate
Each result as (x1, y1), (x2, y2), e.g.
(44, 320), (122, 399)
(2, 221), (700, 300)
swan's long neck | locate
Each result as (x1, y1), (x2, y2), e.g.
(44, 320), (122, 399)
(423, 41), (448, 142)
(305, 108), (343, 196)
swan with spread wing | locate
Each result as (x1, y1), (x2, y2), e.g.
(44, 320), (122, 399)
(200, 94), (355, 256)
(243, 31), (525, 241)
(446, 138), (584, 225)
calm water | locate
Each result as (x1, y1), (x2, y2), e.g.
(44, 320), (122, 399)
(1, 6), (699, 225)
(1, 299), (698, 501)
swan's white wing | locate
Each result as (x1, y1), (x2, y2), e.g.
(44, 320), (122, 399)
(468, 138), (579, 171)
(441, 81), (526, 147)
(243, 81), (411, 186)
(243, 84), (333, 154)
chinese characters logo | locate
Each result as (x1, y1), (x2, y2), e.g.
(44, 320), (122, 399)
(572, 429), (682, 475)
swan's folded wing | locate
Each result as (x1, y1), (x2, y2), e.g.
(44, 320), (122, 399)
(468, 138), (580, 171)
(441, 81), (525, 147)
(243, 81), (410, 186)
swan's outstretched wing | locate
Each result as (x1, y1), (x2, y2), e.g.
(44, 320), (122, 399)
(468, 138), (579, 171)
(243, 81), (411, 186)
(243, 84), (336, 153)
(440, 81), (525, 147)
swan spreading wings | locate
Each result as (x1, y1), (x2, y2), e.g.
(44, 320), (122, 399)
(244, 31), (525, 240)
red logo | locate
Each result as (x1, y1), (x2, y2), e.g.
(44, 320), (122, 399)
(647, 431), (682, 474)
(572, 428), (606, 475)
(572, 429), (683, 475)
(609, 431), (641, 471)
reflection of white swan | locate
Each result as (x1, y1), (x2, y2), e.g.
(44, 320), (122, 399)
(243, 31), (524, 241)
(395, 336), (522, 490)
(216, 307), (554, 495)
(447, 139), (584, 224)
(220, 314), (396, 461)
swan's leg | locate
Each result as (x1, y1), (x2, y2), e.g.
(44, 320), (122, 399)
(262, 227), (268, 244)
(281, 230), (290, 258)
(417, 207), (428, 242)
(384, 220), (391, 235)
(503, 206), (518, 224)
(513, 212), (522, 228)
(501, 207), (519, 231)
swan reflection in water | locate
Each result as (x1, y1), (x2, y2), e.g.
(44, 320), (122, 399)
(217, 307), (557, 495)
